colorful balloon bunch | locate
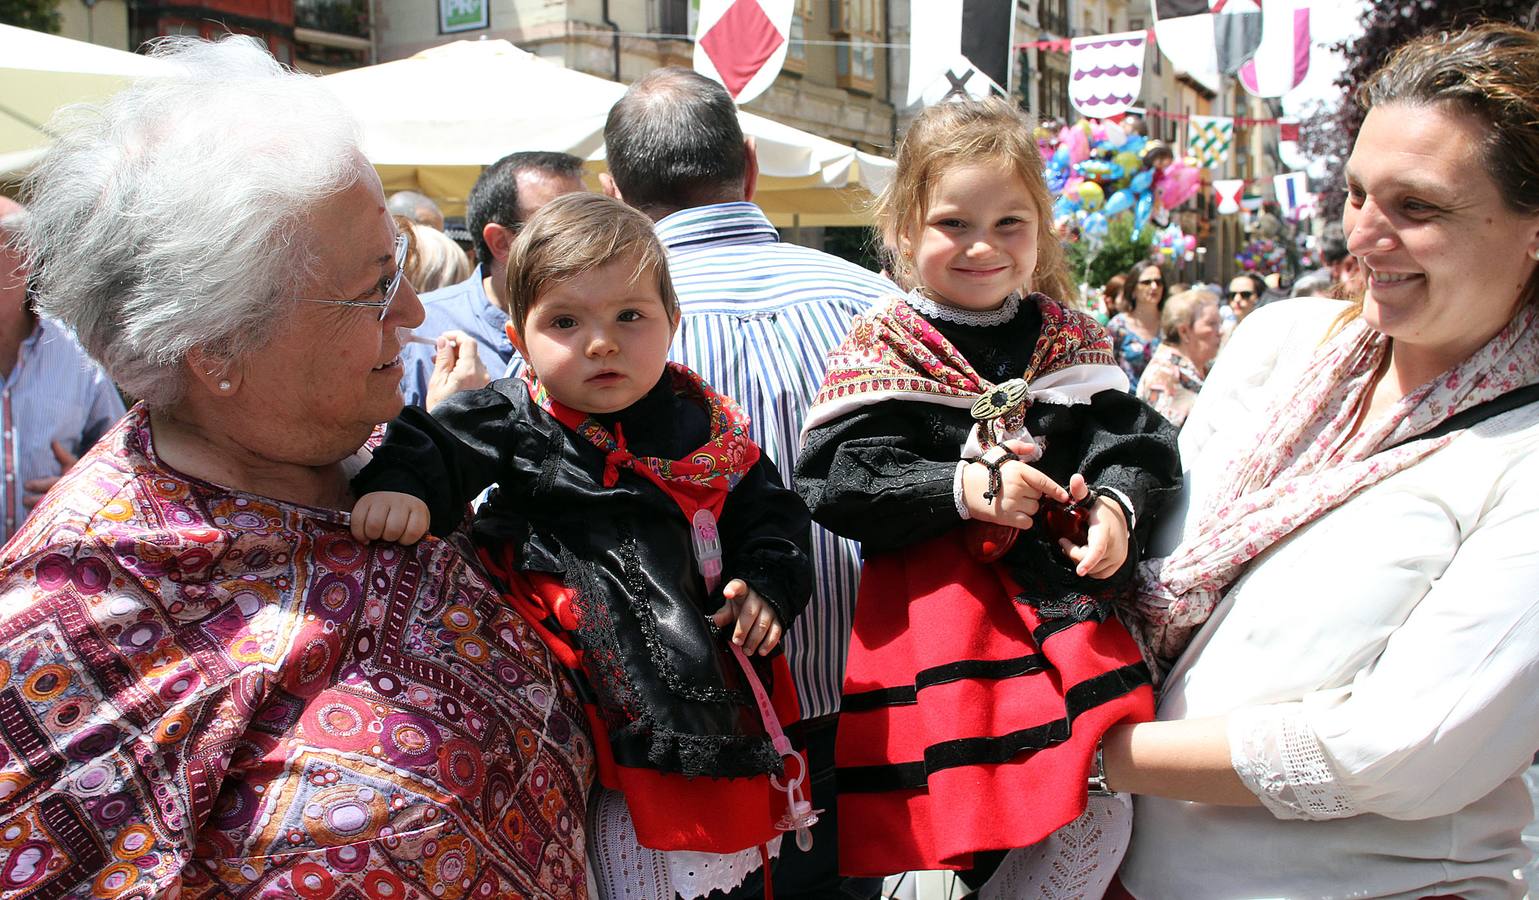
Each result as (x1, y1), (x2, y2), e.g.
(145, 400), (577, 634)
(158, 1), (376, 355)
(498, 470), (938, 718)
(1152, 223), (1198, 261)
(1236, 238), (1287, 273)
(1043, 119), (1205, 244)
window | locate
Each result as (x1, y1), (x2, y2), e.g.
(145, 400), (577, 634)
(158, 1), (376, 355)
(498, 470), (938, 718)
(835, 39), (876, 93)
(655, 0), (689, 37)
(784, 12), (807, 73)
(829, 0), (880, 36)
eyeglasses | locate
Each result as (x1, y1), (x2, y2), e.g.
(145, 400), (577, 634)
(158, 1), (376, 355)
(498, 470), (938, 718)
(295, 234), (410, 322)
(1227, 290), (1257, 300)
(1138, 278), (1164, 286)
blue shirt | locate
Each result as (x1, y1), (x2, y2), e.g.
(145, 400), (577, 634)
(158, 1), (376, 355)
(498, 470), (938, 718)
(0, 317), (125, 543)
(399, 267), (515, 408)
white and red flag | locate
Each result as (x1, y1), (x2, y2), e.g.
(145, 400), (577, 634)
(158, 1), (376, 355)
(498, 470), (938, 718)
(1212, 179), (1245, 215)
(693, 0), (795, 105)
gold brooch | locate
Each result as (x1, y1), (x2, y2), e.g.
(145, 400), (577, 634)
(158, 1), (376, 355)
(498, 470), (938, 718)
(970, 378), (1029, 422)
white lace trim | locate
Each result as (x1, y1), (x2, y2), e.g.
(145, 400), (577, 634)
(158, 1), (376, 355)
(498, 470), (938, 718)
(666, 839), (780, 900)
(586, 787), (782, 900)
(905, 289), (1022, 327)
(979, 792), (1132, 900)
(1229, 703), (1357, 821)
(953, 461), (971, 520)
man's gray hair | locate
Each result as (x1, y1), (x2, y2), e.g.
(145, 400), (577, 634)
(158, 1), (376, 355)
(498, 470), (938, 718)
(19, 35), (364, 406)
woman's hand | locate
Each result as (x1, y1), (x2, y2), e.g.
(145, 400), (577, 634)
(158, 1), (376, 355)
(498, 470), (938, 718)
(351, 491), (430, 544)
(711, 579), (784, 656)
(1059, 473), (1130, 578)
(962, 439), (1070, 529)
(424, 331), (489, 410)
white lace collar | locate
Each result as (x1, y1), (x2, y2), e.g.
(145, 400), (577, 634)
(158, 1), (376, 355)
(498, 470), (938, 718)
(904, 289), (1022, 327)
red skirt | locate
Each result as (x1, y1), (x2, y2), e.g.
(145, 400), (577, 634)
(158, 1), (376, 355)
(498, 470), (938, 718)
(478, 545), (799, 854)
(835, 530), (1153, 876)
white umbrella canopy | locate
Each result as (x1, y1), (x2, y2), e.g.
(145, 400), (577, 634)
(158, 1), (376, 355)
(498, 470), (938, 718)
(321, 39), (893, 227)
(0, 24), (176, 176)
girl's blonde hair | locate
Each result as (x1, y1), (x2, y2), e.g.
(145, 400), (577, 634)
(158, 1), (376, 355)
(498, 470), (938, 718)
(873, 97), (1072, 304)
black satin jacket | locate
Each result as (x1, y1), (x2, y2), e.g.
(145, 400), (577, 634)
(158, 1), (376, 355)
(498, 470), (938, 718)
(354, 374), (814, 778)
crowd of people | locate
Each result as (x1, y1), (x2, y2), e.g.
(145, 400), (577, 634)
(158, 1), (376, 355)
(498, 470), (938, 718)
(0, 19), (1537, 900)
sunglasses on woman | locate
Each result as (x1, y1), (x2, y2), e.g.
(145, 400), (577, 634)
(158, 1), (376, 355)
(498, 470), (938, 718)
(1228, 289), (1257, 300)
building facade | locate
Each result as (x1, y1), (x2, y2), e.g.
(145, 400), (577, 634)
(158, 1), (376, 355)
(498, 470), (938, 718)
(371, 0), (896, 154)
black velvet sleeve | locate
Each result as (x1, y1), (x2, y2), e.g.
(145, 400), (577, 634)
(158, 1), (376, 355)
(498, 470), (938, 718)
(717, 456), (815, 628)
(1066, 389), (1182, 544)
(794, 399), (964, 554)
(352, 381), (530, 537)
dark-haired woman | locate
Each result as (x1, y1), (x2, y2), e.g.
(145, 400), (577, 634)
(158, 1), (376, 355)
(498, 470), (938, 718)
(1105, 263), (1165, 390)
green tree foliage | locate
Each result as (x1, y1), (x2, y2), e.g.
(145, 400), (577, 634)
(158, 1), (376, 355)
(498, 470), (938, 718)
(1301, 1), (1539, 222)
(1066, 217), (1152, 295)
(0, 0), (61, 33)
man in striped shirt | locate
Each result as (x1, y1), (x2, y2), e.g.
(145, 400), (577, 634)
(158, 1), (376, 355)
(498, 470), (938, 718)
(602, 68), (895, 898)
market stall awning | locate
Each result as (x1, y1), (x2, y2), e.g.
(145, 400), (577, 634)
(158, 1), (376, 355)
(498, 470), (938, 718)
(322, 39), (893, 228)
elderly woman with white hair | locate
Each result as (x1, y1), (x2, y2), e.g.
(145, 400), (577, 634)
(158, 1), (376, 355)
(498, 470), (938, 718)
(1136, 287), (1222, 427)
(0, 37), (592, 898)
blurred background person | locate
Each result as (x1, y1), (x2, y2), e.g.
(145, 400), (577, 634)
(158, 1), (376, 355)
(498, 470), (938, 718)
(399, 217), (472, 293)
(0, 196), (124, 542)
(1290, 270), (1334, 299)
(386, 188), (444, 232)
(1220, 272), (1265, 343)
(1321, 229), (1363, 297)
(1096, 271), (1129, 324)
(0, 36), (591, 898)
(1108, 262), (1167, 390)
(1137, 287), (1221, 428)
(398, 150), (586, 406)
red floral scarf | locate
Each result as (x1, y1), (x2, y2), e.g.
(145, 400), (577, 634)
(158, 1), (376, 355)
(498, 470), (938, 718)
(802, 292), (1127, 446)
(524, 362), (760, 521)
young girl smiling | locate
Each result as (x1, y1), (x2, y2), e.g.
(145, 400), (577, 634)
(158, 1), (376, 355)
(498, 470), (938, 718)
(796, 98), (1180, 894)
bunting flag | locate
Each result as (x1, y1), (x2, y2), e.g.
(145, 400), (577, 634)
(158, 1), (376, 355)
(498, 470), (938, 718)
(1274, 171), (1310, 216)
(1069, 30), (1148, 118)
(908, 0), (1010, 107)
(907, 0), (963, 106)
(1240, 0), (1311, 97)
(1150, 0), (1263, 86)
(1213, 0), (1264, 75)
(693, 0), (795, 104)
(1187, 115), (1234, 169)
(962, 0), (1015, 91)
(1213, 179), (1245, 215)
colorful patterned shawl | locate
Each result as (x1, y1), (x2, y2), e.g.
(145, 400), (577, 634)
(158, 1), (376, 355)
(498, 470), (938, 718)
(0, 406), (594, 898)
(802, 292), (1128, 448)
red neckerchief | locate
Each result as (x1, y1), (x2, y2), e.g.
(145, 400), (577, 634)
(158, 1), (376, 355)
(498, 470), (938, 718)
(523, 362), (760, 521)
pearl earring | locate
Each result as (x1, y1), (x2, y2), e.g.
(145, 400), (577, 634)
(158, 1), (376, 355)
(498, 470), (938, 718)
(1531, 248), (1539, 261)
(218, 380), (232, 392)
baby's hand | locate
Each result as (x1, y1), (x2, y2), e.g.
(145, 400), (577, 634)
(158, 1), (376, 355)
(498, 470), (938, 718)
(962, 440), (1070, 529)
(351, 491), (430, 544)
(1057, 474), (1129, 579)
(710, 579), (784, 656)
